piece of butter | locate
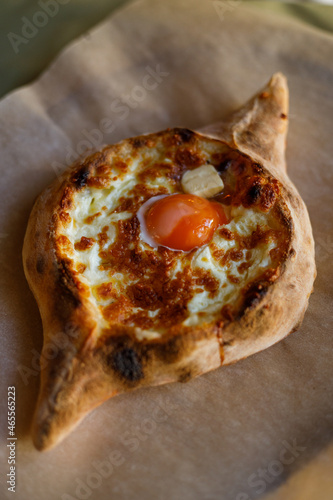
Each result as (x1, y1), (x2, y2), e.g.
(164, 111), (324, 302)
(181, 164), (224, 198)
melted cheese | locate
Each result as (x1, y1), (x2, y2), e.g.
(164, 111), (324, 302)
(60, 134), (282, 338)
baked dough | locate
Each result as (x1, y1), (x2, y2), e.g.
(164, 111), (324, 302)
(23, 73), (316, 450)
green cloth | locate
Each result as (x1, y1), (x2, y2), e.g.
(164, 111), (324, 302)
(0, 0), (332, 99)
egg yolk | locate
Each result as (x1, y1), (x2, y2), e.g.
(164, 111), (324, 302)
(145, 194), (228, 251)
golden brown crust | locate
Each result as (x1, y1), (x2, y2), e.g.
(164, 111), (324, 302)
(22, 73), (316, 450)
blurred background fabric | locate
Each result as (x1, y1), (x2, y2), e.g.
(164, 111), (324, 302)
(0, 0), (333, 99)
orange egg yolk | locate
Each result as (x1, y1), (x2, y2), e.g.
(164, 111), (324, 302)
(144, 194), (228, 251)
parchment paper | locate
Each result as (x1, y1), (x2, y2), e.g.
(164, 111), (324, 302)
(1, 1), (333, 499)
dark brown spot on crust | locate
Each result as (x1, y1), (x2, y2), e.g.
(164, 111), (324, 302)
(162, 128), (195, 147)
(241, 177), (265, 207)
(154, 336), (183, 363)
(178, 368), (193, 383)
(242, 270), (276, 310)
(289, 248), (296, 258)
(247, 183), (262, 203)
(243, 283), (268, 310)
(174, 128), (194, 143)
(36, 256), (45, 274)
(252, 163), (264, 174)
(72, 167), (90, 189)
(289, 318), (303, 334)
(221, 304), (234, 322)
(111, 348), (143, 382)
(214, 158), (233, 173)
(132, 137), (149, 148)
(56, 258), (81, 311)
